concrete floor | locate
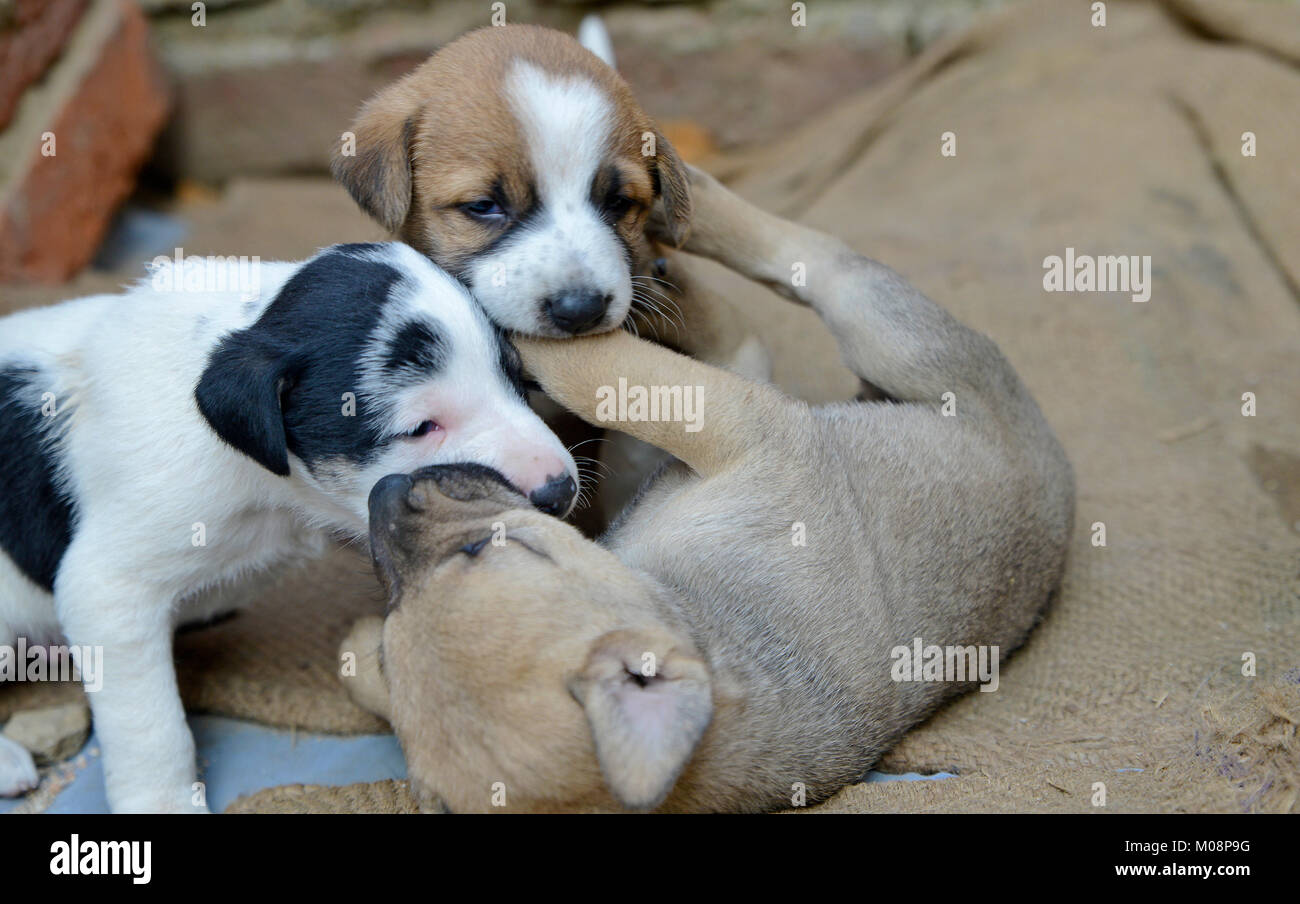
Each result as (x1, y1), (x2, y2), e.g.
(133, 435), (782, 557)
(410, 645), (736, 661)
(0, 714), (949, 813)
(0, 716), (407, 814)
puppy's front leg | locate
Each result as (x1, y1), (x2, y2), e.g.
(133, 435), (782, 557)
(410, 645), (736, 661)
(516, 331), (787, 478)
(56, 546), (206, 814)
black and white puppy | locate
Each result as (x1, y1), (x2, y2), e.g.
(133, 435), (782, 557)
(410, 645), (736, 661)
(0, 242), (577, 812)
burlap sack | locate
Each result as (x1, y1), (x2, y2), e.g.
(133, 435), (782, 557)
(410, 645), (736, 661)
(7, 0), (1299, 814)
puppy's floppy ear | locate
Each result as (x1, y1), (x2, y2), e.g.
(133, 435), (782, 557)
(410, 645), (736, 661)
(195, 331), (294, 477)
(332, 82), (421, 234)
(567, 628), (712, 811)
(650, 129), (692, 248)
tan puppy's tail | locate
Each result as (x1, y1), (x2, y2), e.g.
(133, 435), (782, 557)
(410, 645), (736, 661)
(339, 616), (391, 723)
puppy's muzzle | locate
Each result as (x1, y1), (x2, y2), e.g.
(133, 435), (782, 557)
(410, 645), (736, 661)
(545, 288), (610, 334)
(366, 464), (574, 597)
(368, 472), (417, 600)
(370, 472), (417, 526)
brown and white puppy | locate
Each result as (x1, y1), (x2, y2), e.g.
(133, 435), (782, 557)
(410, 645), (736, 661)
(332, 24), (690, 338)
(341, 169), (1076, 813)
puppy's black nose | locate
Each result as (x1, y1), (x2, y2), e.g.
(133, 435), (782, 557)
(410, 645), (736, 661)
(369, 473), (416, 526)
(528, 474), (577, 516)
(545, 290), (610, 334)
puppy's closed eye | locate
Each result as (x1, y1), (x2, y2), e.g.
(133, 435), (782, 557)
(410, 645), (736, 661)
(460, 199), (506, 222)
(401, 420), (442, 439)
(460, 536), (492, 557)
(604, 193), (639, 219)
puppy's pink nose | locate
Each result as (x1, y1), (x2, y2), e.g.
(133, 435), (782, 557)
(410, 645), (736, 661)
(528, 473), (577, 516)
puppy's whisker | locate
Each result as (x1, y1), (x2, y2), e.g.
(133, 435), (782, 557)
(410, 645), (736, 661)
(574, 460), (613, 486)
(570, 477), (594, 512)
(653, 292), (686, 322)
(573, 455), (614, 479)
(634, 284), (683, 318)
(567, 436), (611, 454)
(632, 286), (685, 322)
(626, 301), (670, 340)
(630, 293), (683, 343)
(636, 285), (687, 325)
(632, 274), (681, 295)
(633, 280), (680, 305)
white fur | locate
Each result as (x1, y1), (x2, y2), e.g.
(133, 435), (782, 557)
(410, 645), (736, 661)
(0, 734), (39, 798)
(463, 61), (633, 335)
(0, 244), (575, 812)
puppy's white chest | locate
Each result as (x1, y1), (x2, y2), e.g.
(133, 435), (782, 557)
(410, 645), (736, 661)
(184, 508), (328, 592)
(232, 507), (325, 559)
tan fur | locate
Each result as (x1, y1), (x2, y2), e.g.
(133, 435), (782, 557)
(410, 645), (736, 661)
(339, 616), (391, 723)
(332, 25), (690, 276)
(343, 168), (1075, 813)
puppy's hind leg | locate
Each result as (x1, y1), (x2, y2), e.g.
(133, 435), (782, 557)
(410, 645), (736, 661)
(657, 167), (1042, 427)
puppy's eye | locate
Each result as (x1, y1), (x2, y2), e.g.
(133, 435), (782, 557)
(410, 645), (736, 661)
(604, 194), (637, 218)
(461, 199), (505, 220)
(460, 536), (492, 557)
(403, 420), (441, 438)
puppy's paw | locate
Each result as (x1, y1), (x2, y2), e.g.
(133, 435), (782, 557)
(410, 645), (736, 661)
(0, 734), (40, 798)
(340, 616), (391, 722)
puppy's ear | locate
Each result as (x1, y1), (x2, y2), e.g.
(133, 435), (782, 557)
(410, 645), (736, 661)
(650, 130), (692, 248)
(332, 83), (421, 234)
(568, 628), (712, 810)
(195, 332), (293, 477)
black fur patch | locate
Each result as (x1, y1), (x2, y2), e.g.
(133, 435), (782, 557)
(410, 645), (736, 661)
(383, 319), (448, 386)
(196, 245), (410, 475)
(592, 164), (634, 228)
(0, 368), (76, 591)
(493, 325), (528, 401)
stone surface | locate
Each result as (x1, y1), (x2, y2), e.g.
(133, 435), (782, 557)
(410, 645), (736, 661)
(3, 702), (91, 765)
(0, 0), (88, 131)
(0, 175), (381, 319)
(0, 0), (170, 283)
(154, 50), (429, 183)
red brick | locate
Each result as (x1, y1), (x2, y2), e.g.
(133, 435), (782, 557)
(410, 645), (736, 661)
(0, 0), (89, 131)
(0, 0), (169, 283)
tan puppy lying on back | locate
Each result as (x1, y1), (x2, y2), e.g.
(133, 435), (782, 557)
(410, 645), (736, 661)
(342, 168), (1075, 813)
